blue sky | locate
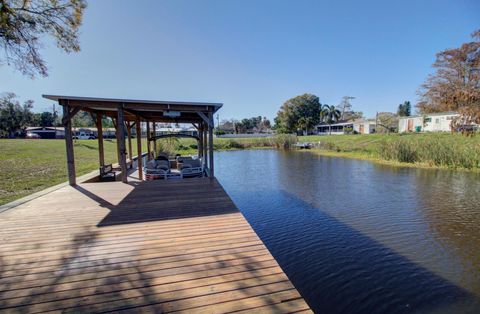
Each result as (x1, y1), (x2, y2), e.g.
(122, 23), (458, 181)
(1, 0), (478, 120)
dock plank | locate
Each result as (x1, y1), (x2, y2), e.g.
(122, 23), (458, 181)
(0, 178), (311, 313)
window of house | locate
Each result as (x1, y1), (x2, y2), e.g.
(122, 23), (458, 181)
(435, 118), (440, 124)
(424, 117), (432, 122)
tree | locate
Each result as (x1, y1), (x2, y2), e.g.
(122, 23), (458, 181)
(225, 116), (271, 134)
(33, 111), (55, 127)
(320, 104), (341, 135)
(259, 116), (271, 132)
(338, 96), (354, 120)
(274, 93), (321, 134)
(0, 0), (87, 77)
(218, 119), (235, 133)
(397, 101), (411, 117)
(343, 111), (363, 121)
(417, 29), (480, 126)
(71, 110), (94, 128)
(336, 96), (363, 121)
(0, 92), (33, 137)
(376, 112), (398, 134)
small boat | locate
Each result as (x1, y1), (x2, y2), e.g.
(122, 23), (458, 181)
(295, 142), (313, 149)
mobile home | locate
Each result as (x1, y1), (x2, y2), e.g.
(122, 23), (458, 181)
(398, 112), (459, 133)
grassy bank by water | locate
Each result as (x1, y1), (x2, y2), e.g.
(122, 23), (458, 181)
(300, 133), (480, 171)
(1, 133), (478, 205)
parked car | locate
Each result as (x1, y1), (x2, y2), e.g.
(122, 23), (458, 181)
(73, 132), (96, 140)
(26, 132), (41, 139)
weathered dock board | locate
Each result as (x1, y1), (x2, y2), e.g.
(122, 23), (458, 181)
(0, 178), (311, 313)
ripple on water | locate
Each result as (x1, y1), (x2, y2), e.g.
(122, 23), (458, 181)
(216, 150), (480, 314)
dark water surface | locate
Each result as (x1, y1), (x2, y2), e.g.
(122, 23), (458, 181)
(215, 150), (480, 314)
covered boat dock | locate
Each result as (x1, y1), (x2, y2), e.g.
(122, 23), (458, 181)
(42, 95), (222, 184)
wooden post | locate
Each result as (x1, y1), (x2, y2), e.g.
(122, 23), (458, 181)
(136, 117), (143, 180)
(203, 122), (208, 172)
(198, 124), (203, 159)
(208, 113), (214, 178)
(117, 104), (128, 183)
(146, 121), (151, 161)
(152, 122), (157, 157)
(96, 113), (105, 167)
(62, 101), (76, 186)
(112, 118), (121, 165)
(126, 122), (133, 169)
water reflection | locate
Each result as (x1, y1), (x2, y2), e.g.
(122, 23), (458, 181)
(215, 150), (480, 314)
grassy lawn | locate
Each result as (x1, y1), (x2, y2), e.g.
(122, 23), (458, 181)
(0, 139), (131, 205)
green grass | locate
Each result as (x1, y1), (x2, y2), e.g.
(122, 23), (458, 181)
(0, 139), (123, 205)
(300, 133), (480, 171)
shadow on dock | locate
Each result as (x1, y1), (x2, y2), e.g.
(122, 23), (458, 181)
(74, 178), (239, 226)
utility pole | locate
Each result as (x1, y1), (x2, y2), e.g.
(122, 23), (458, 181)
(216, 114), (220, 129)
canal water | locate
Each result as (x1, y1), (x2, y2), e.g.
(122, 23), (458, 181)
(215, 150), (480, 314)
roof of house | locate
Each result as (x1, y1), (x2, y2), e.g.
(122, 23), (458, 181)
(352, 119), (376, 125)
(26, 126), (118, 132)
(398, 111), (459, 119)
(317, 121), (353, 127)
(26, 126), (64, 131)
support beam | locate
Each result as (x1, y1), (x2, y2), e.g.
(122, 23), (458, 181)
(126, 121), (133, 169)
(197, 111), (213, 127)
(203, 122), (208, 173)
(113, 119), (121, 165)
(198, 124), (203, 159)
(136, 117), (143, 180)
(208, 112), (214, 178)
(96, 113), (105, 167)
(124, 108), (149, 120)
(146, 121), (151, 161)
(62, 101), (76, 185)
(152, 122), (157, 157)
(61, 107), (81, 125)
(117, 103), (128, 183)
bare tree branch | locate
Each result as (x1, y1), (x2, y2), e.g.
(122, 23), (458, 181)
(0, 0), (86, 78)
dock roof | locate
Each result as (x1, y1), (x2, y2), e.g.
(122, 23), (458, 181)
(42, 94), (223, 123)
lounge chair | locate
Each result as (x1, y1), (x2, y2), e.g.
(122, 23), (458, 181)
(155, 152), (169, 162)
(179, 159), (204, 178)
(144, 159), (170, 179)
(176, 156), (194, 170)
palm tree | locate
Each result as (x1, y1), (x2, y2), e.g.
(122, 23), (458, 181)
(321, 104), (341, 135)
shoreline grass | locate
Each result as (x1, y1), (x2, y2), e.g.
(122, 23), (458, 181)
(303, 149), (480, 173)
(300, 133), (480, 172)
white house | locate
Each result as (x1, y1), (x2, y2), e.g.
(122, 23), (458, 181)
(316, 122), (353, 135)
(353, 119), (376, 134)
(316, 119), (377, 135)
(398, 112), (459, 133)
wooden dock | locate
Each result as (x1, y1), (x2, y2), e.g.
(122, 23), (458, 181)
(0, 178), (311, 313)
